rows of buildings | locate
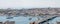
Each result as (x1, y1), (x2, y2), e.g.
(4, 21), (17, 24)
(0, 8), (60, 16)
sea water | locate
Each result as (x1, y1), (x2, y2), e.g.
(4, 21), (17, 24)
(0, 16), (38, 24)
(0, 16), (59, 24)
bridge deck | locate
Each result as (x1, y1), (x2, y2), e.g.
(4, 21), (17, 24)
(34, 15), (57, 24)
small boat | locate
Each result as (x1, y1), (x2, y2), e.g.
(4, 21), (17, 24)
(6, 17), (13, 19)
(29, 18), (32, 20)
(14, 15), (19, 17)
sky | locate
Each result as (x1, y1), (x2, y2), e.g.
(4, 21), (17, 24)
(0, 0), (60, 9)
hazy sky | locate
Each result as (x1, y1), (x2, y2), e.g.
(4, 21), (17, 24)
(0, 0), (60, 9)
